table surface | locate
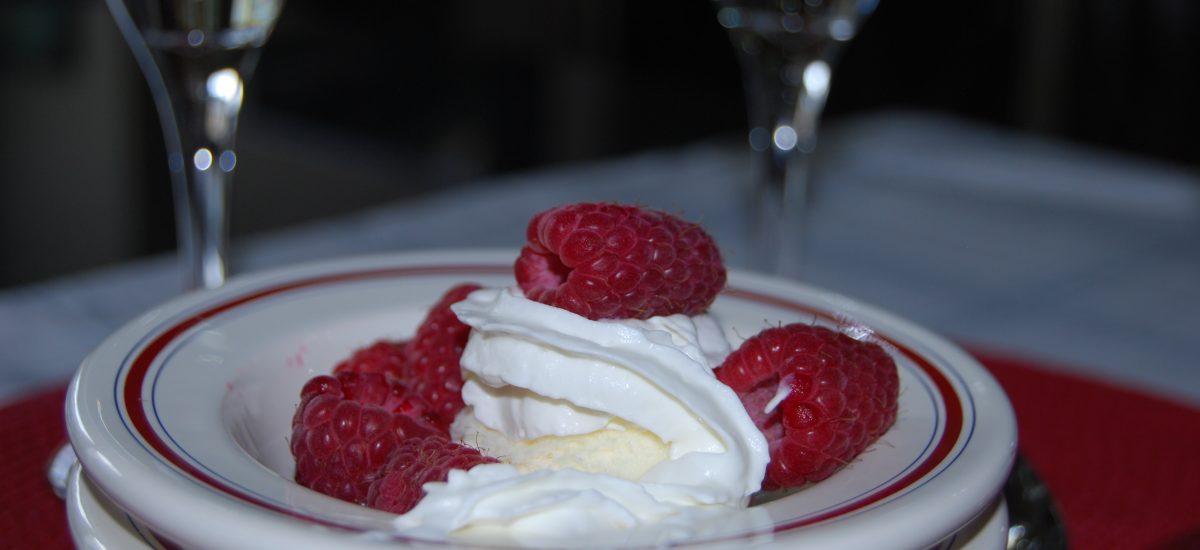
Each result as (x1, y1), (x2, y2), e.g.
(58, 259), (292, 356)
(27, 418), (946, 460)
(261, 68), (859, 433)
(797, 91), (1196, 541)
(1, 109), (1199, 549)
(3, 110), (1198, 407)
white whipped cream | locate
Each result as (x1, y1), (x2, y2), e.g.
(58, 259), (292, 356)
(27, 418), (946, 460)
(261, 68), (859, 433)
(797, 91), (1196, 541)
(392, 287), (769, 543)
(394, 464), (772, 547)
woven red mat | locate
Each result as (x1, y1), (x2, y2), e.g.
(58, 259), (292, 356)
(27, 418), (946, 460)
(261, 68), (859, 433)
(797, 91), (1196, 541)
(972, 350), (1200, 550)
(0, 384), (70, 550)
(3, 353), (1198, 549)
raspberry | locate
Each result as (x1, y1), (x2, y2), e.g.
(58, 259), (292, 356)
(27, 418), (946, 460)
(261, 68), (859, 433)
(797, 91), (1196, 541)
(515, 202), (726, 320)
(716, 324), (899, 490)
(333, 340), (408, 378)
(404, 283), (482, 431)
(366, 436), (498, 514)
(291, 373), (440, 504)
(336, 371), (434, 420)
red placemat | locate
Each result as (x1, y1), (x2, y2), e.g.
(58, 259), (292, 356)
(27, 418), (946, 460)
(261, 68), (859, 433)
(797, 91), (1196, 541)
(973, 350), (1200, 550)
(0, 384), (70, 550)
(3, 354), (1199, 549)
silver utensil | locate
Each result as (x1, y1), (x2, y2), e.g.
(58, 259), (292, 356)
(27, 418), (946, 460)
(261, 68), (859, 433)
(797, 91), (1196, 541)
(1005, 455), (1068, 549)
(46, 442), (77, 500)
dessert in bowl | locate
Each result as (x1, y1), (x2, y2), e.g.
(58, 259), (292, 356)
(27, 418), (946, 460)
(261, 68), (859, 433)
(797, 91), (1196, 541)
(66, 206), (1017, 548)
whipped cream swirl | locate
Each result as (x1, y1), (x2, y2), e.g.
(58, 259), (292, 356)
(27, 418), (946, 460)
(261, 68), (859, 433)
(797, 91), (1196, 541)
(392, 287), (769, 544)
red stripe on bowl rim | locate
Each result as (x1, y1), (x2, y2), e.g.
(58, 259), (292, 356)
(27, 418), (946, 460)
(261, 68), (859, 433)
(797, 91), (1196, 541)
(115, 264), (968, 541)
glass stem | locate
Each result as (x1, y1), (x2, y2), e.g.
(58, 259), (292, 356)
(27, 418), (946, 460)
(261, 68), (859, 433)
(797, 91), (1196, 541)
(172, 64), (248, 290)
(736, 39), (842, 278)
(109, 0), (255, 290)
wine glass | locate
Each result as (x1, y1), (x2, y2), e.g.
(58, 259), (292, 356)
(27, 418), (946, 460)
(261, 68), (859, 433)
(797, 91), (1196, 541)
(46, 0), (285, 498)
(105, 0), (285, 289)
(713, 0), (876, 277)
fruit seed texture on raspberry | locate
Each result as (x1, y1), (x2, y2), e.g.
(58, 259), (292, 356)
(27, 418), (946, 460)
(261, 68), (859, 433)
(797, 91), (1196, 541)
(515, 202), (726, 320)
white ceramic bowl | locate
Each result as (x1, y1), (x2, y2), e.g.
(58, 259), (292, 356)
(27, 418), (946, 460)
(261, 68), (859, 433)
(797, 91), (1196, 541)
(66, 250), (1016, 549)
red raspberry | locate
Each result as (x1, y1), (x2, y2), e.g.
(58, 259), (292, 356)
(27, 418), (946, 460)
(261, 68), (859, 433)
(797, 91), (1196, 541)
(716, 324), (899, 490)
(403, 283), (482, 431)
(335, 370), (434, 420)
(515, 202), (726, 320)
(333, 340), (409, 378)
(291, 373), (440, 504)
(366, 436), (498, 514)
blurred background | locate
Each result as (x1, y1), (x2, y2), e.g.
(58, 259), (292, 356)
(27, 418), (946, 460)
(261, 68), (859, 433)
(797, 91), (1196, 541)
(1, 0), (1198, 288)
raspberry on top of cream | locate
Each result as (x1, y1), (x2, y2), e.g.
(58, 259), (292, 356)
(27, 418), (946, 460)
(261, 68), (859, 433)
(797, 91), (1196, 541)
(391, 286), (769, 540)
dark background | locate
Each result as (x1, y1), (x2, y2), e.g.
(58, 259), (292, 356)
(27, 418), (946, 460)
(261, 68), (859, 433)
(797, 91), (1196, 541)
(1, 0), (1197, 288)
